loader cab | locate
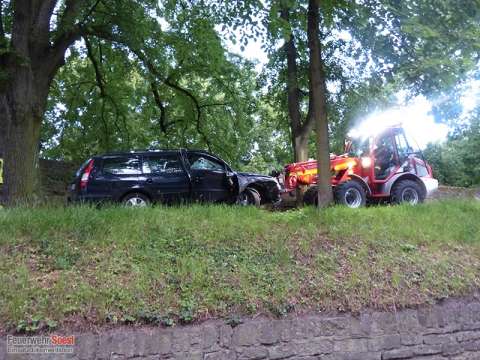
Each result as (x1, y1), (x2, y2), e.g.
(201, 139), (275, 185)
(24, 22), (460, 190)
(346, 126), (433, 187)
(371, 127), (430, 182)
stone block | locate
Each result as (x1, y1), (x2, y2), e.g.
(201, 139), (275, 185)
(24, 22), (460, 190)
(268, 343), (296, 359)
(294, 337), (333, 356)
(75, 333), (97, 360)
(367, 334), (401, 352)
(236, 346), (268, 360)
(233, 323), (261, 347)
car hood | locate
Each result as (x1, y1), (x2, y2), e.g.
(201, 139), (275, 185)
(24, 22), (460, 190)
(236, 172), (280, 192)
(237, 172), (277, 181)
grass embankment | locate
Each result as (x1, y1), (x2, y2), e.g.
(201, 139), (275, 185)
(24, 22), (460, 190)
(0, 200), (479, 332)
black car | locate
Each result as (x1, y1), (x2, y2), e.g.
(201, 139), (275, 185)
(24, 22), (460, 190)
(68, 149), (281, 207)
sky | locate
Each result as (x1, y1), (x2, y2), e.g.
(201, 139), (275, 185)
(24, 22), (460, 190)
(222, 30), (480, 149)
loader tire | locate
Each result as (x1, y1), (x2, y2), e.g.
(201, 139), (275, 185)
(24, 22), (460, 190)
(334, 181), (366, 208)
(391, 179), (425, 205)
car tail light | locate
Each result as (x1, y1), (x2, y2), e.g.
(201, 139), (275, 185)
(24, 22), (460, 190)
(80, 159), (94, 189)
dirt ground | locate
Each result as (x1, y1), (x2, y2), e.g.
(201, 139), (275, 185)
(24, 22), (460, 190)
(278, 185), (480, 208)
(428, 185), (480, 201)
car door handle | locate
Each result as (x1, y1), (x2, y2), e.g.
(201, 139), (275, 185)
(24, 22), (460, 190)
(146, 178), (153, 184)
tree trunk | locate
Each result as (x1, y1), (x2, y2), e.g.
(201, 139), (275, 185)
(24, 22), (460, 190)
(307, 0), (333, 208)
(293, 134), (309, 163)
(281, 6), (316, 207)
(0, 0), (80, 205)
(0, 72), (45, 205)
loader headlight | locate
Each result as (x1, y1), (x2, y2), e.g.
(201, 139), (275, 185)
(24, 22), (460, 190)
(361, 157), (372, 168)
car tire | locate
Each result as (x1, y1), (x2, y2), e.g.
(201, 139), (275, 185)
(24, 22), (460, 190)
(391, 179), (425, 205)
(122, 193), (151, 207)
(303, 186), (319, 206)
(237, 188), (261, 207)
(334, 181), (366, 208)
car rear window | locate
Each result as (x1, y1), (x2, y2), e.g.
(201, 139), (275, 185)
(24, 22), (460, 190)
(103, 156), (141, 175)
(143, 154), (185, 175)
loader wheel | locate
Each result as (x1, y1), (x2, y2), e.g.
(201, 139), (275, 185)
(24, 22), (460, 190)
(391, 179), (425, 205)
(303, 186), (318, 206)
(334, 181), (366, 208)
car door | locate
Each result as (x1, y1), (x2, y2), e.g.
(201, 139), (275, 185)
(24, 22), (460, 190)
(100, 155), (143, 200)
(186, 152), (234, 203)
(141, 152), (190, 203)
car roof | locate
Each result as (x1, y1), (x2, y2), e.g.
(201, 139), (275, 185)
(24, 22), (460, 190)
(98, 149), (212, 157)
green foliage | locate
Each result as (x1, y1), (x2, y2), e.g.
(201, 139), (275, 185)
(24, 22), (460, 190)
(0, 201), (479, 331)
(424, 114), (480, 187)
(27, 0), (480, 173)
(34, 0), (260, 168)
(257, 0), (480, 161)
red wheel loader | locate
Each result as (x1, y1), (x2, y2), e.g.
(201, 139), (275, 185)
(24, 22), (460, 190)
(280, 125), (438, 208)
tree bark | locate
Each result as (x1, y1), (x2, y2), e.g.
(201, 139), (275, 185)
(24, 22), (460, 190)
(281, 6), (317, 206)
(0, 0), (80, 205)
(0, 63), (47, 204)
(282, 8), (314, 164)
(307, 0), (333, 207)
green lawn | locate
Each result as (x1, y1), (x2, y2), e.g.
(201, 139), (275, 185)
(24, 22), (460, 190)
(0, 200), (479, 332)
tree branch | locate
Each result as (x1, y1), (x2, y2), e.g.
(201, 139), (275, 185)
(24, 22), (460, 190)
(280, 7), (305, 137)
(164, 78), (212, 151)
(199, 102), (231, 109)
(85, 36), (128, 142)
(80, 0), (102, 25)
(81, 26), (215, 150)
(34, 0), (58, 44)
(85, 36), (106, 96)
(150, 81), (168, 133)
(0, 1), (5, 43)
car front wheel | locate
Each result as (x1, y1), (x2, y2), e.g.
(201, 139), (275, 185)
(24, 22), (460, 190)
(237, 188), (261, 207)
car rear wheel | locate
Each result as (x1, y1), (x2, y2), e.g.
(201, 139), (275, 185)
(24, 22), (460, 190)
(334, 181), (366, 208)
(237, 188), (261, 207)
(391, 179), (425, 205)
(122, 193), (150, 207)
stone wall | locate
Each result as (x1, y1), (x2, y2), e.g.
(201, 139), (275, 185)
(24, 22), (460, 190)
(2, 296), (480, 359)
(0, 159), (76, 199)
(38, 159), (77, 197)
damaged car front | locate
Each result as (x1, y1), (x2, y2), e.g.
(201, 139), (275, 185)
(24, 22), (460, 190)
(235, 172), (282, 207)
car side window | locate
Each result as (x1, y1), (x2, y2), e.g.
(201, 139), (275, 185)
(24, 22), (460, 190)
(188, 154), (225, 171)
(103, 156), (141, 175)
(143, 154), (185, 175)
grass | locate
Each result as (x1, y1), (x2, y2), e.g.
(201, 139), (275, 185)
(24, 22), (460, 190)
(0, 200), (479, 332)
